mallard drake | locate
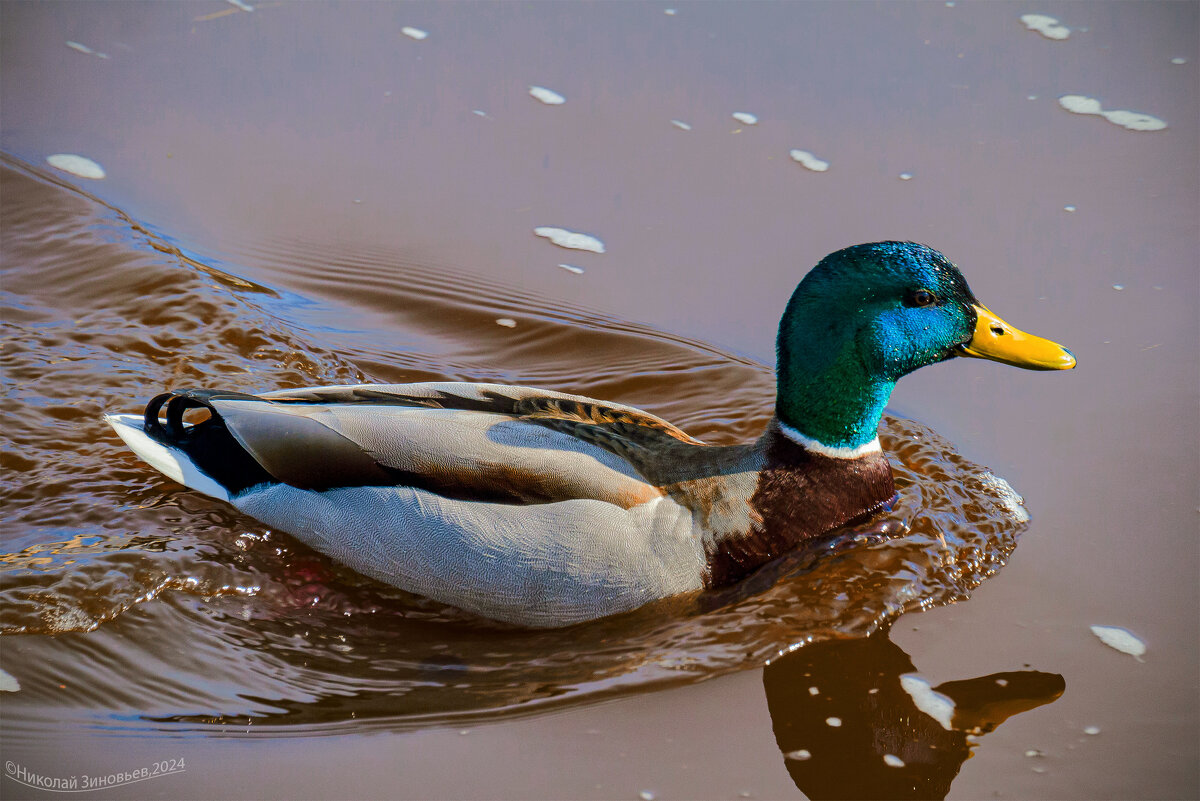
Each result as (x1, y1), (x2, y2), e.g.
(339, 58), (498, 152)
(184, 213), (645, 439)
(106, 242), (1074, 627)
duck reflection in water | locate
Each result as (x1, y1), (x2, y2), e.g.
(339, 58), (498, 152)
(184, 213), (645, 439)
(763, 627), (1065, 800)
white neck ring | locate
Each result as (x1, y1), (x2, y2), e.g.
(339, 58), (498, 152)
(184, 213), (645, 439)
(778, 421), (882, 459)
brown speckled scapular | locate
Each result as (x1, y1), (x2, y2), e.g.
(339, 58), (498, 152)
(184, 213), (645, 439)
(106, 242), (1074, 627)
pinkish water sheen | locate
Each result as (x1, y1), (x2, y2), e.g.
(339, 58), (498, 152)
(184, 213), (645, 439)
(1, 2), (1196, 799)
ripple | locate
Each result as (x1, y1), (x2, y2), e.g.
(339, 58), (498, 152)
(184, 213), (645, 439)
(1, 153), (1031, 736)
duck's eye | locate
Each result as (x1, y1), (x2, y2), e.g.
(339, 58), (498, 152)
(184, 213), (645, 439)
(909, 289), (937, 307)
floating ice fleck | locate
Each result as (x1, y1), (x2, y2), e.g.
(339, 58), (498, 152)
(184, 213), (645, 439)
(472, 110), (488, 117)
(557, 264), (585, 275)
(534, 226), (605, 253)
(945, 1), (956, 6)
(1090, 625), (1145, 659)
(1020, 14), (1070, 40)
(0, 667), (19, 692)
(67, 41), (109, 59)
(825, 717), (842, 727)
(883, 754), (906, 768)
(899, 172), (913, 181)
(529, 86), (566, 105)
(1064, 205), (1077, 212)
(46, 154), (106, 179)
(995, 678), (1009, 686)
(639, 792), (656, 801)
(1112, 284), (1124, 291)
(495, 318), (517, 328)
(1100, 109), (1167, 131)
(732, 112), (758, 125)
(670, 119), (692, 131)
(790, 149), (830, 172)
(1058, 95), (1167, 131)
(808, 686), (820, 696)
(1171, 57), (1187, 65)
(226, 0), (254, 11)
(664, 8), (677, 15)
(1083, 725), (1101, 735)
(1059, 95), (1103, 115)
(1027, 94), (1039, 100)
(785, 749), (811, 761)
(401, 26), (428, 40)
(900, 674), (956, 730)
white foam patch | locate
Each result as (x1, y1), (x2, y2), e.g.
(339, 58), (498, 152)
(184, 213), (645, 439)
(46, 154), (106, 180)
(1058, 94), (1167, 131)
(105, 414), (230, 502)
(670, 119), (692, 131)
(732, 112), (758, 125)
(534, 226), (605, 253)
(529, 86), (566, 105)
(900, 674), (956, 730)
(1090, 625), (1146, 660)
(401, 26), (428, 40)
(790, 149), (830, 172)
(0, 667), (19, 692)
(1020, 14), (1070, 40)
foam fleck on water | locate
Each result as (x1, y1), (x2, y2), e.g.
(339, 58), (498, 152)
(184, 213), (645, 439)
(1090, 625), (1145, 659)
(1020, 14), (1070, 40)
(534, 227), (605, 253)
(1058, 95), (1167, 132)
(529, 86), (566, 105)
(790, 150), (830, 172)
(46, 154), (106, 180)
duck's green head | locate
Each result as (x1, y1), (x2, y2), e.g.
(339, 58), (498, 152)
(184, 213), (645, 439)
(776, 242), (1075, 451)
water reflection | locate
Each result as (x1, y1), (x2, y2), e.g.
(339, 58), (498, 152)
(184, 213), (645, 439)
(764, 627), (1065, 800)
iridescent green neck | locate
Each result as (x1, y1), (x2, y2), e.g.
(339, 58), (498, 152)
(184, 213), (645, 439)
(775, 344), (893, 450)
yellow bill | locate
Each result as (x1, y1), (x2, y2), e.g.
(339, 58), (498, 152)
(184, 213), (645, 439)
(959, 305), (1076, 370)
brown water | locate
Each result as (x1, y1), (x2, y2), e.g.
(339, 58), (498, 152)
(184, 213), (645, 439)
(2, 2), (1197, 799)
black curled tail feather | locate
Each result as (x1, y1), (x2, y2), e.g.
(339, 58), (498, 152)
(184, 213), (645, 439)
(144, 389), (276, 495)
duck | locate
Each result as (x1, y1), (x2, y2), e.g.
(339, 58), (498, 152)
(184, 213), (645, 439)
(105, 242), (1075, 627)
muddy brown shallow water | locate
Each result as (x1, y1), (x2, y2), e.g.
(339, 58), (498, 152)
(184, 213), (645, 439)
(2, 2), (1197, 799)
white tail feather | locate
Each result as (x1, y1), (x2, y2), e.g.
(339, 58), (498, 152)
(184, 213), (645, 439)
(104, 414), (230, 502)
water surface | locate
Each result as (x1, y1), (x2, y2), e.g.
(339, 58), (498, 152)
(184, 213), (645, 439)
(1, 2), (1196, 799)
